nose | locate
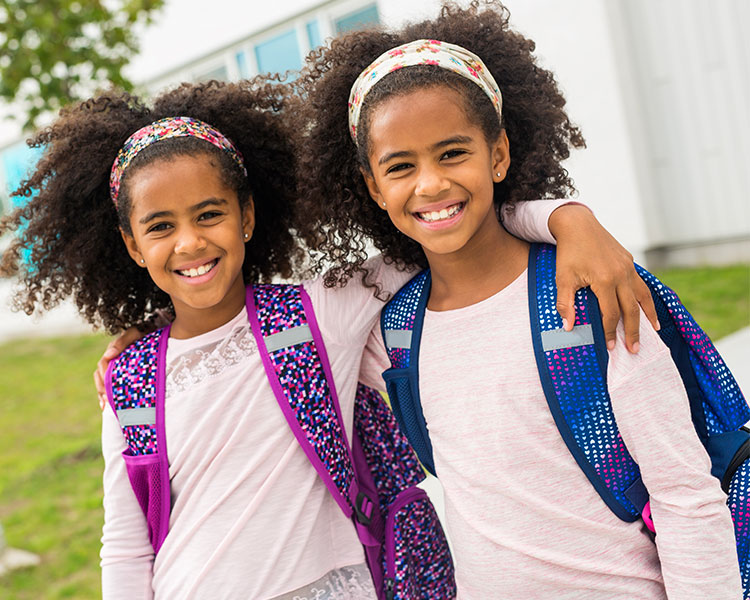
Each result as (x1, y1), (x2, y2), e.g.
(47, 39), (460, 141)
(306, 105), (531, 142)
(414, 164), (450, 198)
(174, 224), (207, 254)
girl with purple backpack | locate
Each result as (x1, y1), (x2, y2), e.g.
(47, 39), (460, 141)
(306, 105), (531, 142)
(5, 78), (655, 598)
(292, 2), (743, 598)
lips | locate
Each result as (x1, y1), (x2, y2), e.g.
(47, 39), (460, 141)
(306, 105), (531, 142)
(174, 258), (218, 278)
(414, 202), (465, 223)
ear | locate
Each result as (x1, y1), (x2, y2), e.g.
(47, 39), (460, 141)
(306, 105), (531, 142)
(241, 195), (255, 241)
(120, 229), (147, 267)
(360, 167), (387, 211)
(491, 129), (511, 183)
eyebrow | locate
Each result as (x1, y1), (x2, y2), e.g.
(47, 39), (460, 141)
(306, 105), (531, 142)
(139, 198), (228, 225)
(377, 135), (475, 165)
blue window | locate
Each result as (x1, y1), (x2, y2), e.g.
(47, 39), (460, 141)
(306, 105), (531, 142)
(255, 29), (302, 75)
(1, 141), (44, 208)
(195, 64), (229, 82)
(236, 50), (251, 79)
(334, 5), (379, 33)
(306, 20), (321, 49)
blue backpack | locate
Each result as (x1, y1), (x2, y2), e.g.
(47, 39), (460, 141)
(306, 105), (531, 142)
(381, 242), (750, 596)
(106, 283), (456, 600)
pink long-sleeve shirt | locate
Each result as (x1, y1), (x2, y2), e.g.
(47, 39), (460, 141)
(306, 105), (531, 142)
(416, 263), (742, 599)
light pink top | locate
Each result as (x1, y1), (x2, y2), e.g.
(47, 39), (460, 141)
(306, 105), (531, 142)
(417, 266), (742, 599)
(99, 199), (565, 599)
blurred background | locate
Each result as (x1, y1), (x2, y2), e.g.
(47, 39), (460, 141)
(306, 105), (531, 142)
(0, 0), (748, 597)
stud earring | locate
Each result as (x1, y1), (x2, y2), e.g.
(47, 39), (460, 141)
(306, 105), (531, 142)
(496, 172), (502, 177)
(381, 202), (386, 208)
(140, 259), (145, 264)
(244, 233), (249, 239)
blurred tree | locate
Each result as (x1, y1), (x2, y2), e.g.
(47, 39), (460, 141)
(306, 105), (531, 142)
(0, 0), (164, 130)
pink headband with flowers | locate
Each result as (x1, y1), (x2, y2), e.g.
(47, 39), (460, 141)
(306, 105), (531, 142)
(109, 116), (247, 205)
(347, 39), (503, 144)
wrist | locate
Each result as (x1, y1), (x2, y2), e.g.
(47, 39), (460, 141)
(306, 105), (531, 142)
(548, 203), (594, 240)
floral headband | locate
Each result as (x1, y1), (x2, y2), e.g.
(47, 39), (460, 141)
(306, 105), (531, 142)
(109, 116), (247, 205)
(347, 39), (503, 144)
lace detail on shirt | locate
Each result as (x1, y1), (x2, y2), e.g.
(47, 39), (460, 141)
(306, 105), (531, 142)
(166, 324), (258, 395)
(271, 564), (376, 600)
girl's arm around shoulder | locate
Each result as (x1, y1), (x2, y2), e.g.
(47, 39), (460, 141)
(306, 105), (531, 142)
(504, 199), (659, 353)
(101, 408), (155, 599)
(303, 255), (415, 348)
(607, 317), (743, 599)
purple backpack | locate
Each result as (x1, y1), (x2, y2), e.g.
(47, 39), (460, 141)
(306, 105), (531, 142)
(105, 283), (456, 600)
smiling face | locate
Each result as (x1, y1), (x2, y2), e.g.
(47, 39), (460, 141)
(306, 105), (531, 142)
(121, 153), (254, 338)
(362, 85), (510, 262)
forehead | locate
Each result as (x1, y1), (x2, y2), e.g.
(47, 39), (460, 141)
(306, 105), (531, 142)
(127, 154), (235, 214)
(367, 86), (480, 155)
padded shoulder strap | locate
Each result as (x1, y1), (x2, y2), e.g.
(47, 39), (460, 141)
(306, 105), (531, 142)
(634, 264), (750, 436)
(105, 326), (171, 553)
(380, 270), (436, 476)
(528, 244), (650, 525)
(247, 283), (370, 521)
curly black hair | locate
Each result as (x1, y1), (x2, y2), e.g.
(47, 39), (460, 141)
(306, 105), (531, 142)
(293, 0), (585, 287)
(0, 79), (301, 333)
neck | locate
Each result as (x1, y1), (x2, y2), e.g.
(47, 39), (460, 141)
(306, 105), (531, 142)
(424, 216), (529, 311)
(169, 278), (247, 339)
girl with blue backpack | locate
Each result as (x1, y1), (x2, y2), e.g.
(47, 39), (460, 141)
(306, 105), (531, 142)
(4, 82), (659, 599)
(292, 2), (745, 598)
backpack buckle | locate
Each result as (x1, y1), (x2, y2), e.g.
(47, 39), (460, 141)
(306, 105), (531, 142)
(354, 491), (374, 525)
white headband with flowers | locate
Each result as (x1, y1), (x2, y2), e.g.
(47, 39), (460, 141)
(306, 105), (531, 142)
(347, 39), (503, 144)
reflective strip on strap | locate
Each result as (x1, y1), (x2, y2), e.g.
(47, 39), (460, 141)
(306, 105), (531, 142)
(116, 407), (156, 426)
(384, 329), (412, 349)
(541, 324), (594, 351)
(264, 324), (313, 352)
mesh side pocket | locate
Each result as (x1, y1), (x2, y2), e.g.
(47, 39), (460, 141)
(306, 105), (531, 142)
(122, 451), (165, 550)
(384, 489), (456, 599)
(728, 459), (750, 597)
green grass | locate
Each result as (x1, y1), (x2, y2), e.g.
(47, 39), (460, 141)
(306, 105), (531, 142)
(655, 263), (750, 341)
(0, 264), (747, 598)
(0, 334), (109, 600)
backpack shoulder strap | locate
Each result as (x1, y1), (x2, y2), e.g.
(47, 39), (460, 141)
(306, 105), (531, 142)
(634, 264), (750, 490)
(246, 283), (375, 524)
(105, 326), (171, 553)
(380, 270), (436, 476)
(634, 264), (750, 436)
(528, 243), (652, 529)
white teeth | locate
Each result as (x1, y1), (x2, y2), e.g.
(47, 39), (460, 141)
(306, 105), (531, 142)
(178, 260), (216, 278)
(418, 204), (462, 222)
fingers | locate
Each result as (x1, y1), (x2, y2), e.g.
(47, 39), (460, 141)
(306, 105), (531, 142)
(593, 286), (620, 351)
(555, 282), (577, 331)
(94, 366), (106, 411)
(634, 276), (660, 332)
(616, 285), (642, 354)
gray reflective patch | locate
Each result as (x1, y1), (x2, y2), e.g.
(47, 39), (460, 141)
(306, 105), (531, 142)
(541, 324), (594, 351)
(117, 407), (156, 426)
(384, 329), (412, 349)
(264, 325), (313, 352)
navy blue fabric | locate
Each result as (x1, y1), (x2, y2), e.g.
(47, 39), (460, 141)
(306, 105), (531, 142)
(381, 271), (436, 476)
